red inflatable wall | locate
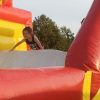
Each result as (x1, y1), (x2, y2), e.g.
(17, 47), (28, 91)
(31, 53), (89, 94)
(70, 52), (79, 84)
(65, 0), (100, 71)
(0, 68), (84, 100)
(91, 72), (100, 99)
(0, 0), (12, 7)
(0, 7), (32, 26)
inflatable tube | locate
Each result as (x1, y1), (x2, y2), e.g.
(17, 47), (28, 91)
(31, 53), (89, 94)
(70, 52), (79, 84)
(65, 0), (100, 71)
(0, 7), (32, 26)
(0, 68), (84, 100)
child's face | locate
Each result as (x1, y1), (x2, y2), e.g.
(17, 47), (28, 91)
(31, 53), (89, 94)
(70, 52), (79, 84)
(23, 30), (32, 39)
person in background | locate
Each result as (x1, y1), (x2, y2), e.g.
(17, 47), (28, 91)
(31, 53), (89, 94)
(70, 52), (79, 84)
(81, 18), (85, 24)
(10, 27), (44, 51)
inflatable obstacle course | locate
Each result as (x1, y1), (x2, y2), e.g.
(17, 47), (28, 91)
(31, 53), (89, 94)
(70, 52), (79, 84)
(0, 0), (100, 100)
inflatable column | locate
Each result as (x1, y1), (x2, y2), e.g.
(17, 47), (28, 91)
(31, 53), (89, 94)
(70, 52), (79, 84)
(65, 0), (100, 99)
(65, 0), (100, 72)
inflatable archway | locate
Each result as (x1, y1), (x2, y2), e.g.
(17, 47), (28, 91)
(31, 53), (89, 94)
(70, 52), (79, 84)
(0, 0), (100, 100)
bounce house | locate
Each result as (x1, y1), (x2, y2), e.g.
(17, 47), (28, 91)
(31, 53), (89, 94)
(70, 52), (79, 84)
(0, 0), (100, 100)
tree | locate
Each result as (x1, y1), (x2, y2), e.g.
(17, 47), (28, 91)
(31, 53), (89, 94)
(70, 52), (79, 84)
(60, 26), (74, 50)
(33, 14), (74, 51)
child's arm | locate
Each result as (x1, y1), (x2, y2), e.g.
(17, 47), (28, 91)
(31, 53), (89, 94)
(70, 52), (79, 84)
(34, 35), (44, 49)
(10, 39), (25, 51)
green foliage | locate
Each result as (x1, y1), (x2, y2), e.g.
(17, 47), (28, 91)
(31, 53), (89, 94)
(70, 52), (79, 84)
(60, 26), (74, 50)
(33, 14), (74, 51)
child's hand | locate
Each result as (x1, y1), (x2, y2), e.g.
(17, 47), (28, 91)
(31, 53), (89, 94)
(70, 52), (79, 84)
(9, 49), (13, 52)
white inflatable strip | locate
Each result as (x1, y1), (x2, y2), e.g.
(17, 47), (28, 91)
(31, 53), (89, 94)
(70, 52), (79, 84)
(0, 50), (66, 68)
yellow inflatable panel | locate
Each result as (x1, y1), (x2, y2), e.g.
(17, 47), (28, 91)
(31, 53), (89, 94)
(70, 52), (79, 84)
(83, 71), (92, 100)
(0, 0), (2, 6)
(0, 36), (14, 50)
(0, 20), (27, 51)
(0, 27), (14, 37)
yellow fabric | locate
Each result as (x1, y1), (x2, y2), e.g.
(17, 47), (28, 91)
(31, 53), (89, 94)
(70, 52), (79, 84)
(0, 36), (14, 50)
(0, 20), (27, 51)
(92, 89), (100, 100)
(0, 27), (14, 37)
(0, 0), (2, 6)
(83, 71), (92, 100)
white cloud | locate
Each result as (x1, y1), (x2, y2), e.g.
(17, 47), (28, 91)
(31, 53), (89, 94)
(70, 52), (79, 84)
(13, 0), (93, 34)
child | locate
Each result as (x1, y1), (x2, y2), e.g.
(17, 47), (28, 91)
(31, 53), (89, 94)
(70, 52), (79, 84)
(81, 18), (85, 24)
(10, 27), (44, 51)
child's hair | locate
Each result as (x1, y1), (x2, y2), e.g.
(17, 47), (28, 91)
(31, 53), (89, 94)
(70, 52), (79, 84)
(81, 18), (85, 24)
(23, 27), (33, 34)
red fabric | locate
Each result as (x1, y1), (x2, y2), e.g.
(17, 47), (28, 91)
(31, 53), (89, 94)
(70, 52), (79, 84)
(0, 68), (84, 100)
(91, 72), (100, 100)
(0, 7), (32, 26)
(65, 0), (100, 71)
(27, 45), (32, 50)
(2, 0), (12, 7)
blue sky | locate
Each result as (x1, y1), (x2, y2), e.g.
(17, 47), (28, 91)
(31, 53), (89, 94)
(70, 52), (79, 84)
(13, 0), (93, 35)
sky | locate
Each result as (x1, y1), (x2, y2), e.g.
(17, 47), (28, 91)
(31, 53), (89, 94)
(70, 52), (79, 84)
(13, 0), (93, 35)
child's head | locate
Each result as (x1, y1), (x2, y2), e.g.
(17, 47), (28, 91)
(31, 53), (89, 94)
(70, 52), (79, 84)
(81, 18), (85, 24)
(23, 27), (33, 39)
